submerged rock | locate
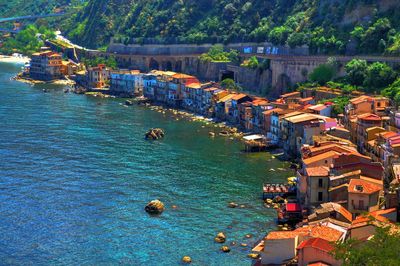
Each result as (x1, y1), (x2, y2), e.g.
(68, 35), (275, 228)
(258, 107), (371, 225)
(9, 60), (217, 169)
(145, 128), (165, 140)
(214, 232), (226, 243)
(228, 202), (238, 208)
(182, 256), (192, 263)
(247, 253), (260, 259)
(220, 246), (230, 253)
(145, 199), (165, 214)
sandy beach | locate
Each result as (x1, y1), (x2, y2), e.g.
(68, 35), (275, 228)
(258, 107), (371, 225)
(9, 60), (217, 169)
(0, 55), (31, 64)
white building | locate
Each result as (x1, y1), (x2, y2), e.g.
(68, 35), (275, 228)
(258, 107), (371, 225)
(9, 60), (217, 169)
(110, 70), (143, 97)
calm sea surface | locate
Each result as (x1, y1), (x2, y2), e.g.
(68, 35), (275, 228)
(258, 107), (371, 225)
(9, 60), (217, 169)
(0, 62), (292, 265)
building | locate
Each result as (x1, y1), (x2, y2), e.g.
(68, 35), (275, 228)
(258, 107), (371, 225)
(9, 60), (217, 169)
(297, 238), (340, 266)
(86, 64), (110, 88)
(142, 72), (159, 100)
(347, 179), (382, 216)
(29, 51), (62, 80)
(281, 113), (322, 157)
(227, 94), (253, 124)
(110, 70), (143, 97)
(307, 103), (333, 117)
(167, 73), (199, 107)
(356, 113), (383, 153)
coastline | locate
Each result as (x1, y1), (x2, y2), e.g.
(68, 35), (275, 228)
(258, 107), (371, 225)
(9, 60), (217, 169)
(0, 55), (30, 64)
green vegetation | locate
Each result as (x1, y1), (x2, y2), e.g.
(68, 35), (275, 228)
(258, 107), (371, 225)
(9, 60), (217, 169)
(199, 44), (239, 63)
(334, 226), (400, 266)
(220, 78), (241, 91)
(321, 96), (349, 116)
(345, 59), (368, 86)
(240, 56), (259, 69)
(81, 56), (117, 69)
(57, 0), (400, 55)
(309, 64), (337, 85)
(0, 25), (55, 55)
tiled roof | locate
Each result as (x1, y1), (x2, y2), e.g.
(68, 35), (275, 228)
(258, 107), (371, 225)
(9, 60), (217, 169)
(306, 166), (330, 177)
(308, 262), (330, 266)
(218, 94), (236, 103)
(308, 104), (327, 111)
(357, 113), (382, 122)
(185, 82), (202, 89)
(285, 113), (320, 124)
(298, 97), (314, 102)
(265, 231), (300, 240)
(294, 224), (344, 242)
(297, 238), (335, 253)
(263, 108), (284, 115)
(231, 93), (249, 101)
(319, 202), (353, 223)
(348, 179), (382, 194)
(350, 95), (372, 105)
(303, 151), (338, 166)
(281, 91), (300, 98)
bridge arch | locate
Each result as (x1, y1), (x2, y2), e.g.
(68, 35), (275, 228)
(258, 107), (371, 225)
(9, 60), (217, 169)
(149, 58), (160, 70)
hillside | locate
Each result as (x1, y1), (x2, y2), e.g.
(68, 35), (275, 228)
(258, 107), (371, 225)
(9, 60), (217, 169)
(2, 0), (400, 55)
(59, 0), (400, 55)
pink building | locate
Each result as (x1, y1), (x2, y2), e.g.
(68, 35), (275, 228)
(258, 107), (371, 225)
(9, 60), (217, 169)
(297, 237), (341, 266)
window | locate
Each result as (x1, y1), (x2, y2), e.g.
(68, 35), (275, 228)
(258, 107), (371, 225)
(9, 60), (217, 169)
(359, 200), (364, 209)
(318, 178), (323, 188)
(318, 192), (323, 202)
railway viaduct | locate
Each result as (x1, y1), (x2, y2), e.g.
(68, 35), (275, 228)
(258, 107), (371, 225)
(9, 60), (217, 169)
(83, 42), (400, 93)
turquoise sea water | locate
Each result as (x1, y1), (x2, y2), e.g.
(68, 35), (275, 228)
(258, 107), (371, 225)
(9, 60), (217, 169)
(0, 62), (293, 265)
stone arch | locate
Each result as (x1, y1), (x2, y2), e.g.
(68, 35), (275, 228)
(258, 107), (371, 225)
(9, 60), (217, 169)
(149, 58), (160, 70)
(165, 61), (173, 71)
(175, 60), (182, 73)
(276, 73), (291, 95)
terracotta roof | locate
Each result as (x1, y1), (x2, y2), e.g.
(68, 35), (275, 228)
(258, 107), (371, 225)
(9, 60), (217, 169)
(281, 111), (304, 119)
(294, 224), (344, 242)
(297, 238), (335, 253)
(350, 95), (372, 105)
(306, 166), (330, 177)
(186, 82), (202, 89)
(357, 113), (382, 122)
(348, 179), (382, 194)
(265, 231), (300, 240)
(203, 87), (219, 92)
(218, 94), (235, 103)
(231, 93), (249, 101)
(281, 91), (300, 98)
(318, 202), (353, 223)
(172, 73), (194, 79)
(263, 108), (284, 116)
(308, 262), (330, 266)
(303, 151), (338, 166)
(308, 104), (328, 111)
(299, 97), (314, 102)
(285, 113), (320, 124)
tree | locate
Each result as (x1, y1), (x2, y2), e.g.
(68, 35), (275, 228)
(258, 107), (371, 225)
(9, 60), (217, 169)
(364, 62), (396, 91)
(334, 226), (400, 266)
(268, 26), (291, 45)
(287, 32), (307, 48)
(345, 59), (368, 86)
(220, 78), (241, 91)
(309, 64), (336, 85)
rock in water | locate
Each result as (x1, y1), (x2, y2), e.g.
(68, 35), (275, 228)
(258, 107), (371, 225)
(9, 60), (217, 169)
(145, 128), (165, 140)
(220, 246), (230, 253)
(182, 256), (192, 263)
(247, 253), (260, 259)
(214, 232), (226, 243)
(145, 199), (165, 214)
(228, 202), (238, 208)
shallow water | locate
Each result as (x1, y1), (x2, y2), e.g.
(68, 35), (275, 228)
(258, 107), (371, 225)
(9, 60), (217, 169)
(0, 63), (293, 265)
